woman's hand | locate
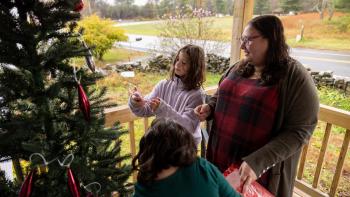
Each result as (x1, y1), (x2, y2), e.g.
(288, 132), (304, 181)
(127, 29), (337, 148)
(239, 161), (257, 194)
(129, 87), (145, 107)
(150, 97), (160, 112)
(194, 104), (211, 121)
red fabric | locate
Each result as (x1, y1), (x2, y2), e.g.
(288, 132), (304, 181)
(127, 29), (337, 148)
(207, 74), (278, 174)
(224, 164), (274, 197)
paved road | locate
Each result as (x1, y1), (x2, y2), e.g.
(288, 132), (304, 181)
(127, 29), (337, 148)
(290, 48), (350, 77)
(116, 34), (350, 77)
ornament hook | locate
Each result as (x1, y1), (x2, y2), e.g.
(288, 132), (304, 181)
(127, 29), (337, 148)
(57, 153), (74, 168)
(73, 66), (81, 83)
(83, 182), (101, 195)
(29, 153), (57, 167)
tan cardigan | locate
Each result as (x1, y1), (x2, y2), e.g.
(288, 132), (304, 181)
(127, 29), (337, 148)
(207, 58), (319, 197)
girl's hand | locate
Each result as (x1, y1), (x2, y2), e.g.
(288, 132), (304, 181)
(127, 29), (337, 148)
(129, 87), (145, 107)
(239, 161), (257, 194)
(150, 97), (160, 112)
(194, 104), (211, 121)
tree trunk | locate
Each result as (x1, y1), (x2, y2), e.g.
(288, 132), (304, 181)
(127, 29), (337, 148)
(314, 0), (323, 19)
(320, 0), (329, 20)
(198, 18), (202, 38)
(320, 10), (324, 19)
(328, 0), (334, 20)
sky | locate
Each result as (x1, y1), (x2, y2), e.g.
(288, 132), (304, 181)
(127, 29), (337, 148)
(104, 0), (147, 6)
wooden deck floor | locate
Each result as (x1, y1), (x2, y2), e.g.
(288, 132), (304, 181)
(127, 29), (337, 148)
(293, 187), (312, 197)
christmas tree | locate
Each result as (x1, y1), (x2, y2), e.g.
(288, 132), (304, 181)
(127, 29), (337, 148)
(0, 0), (132, 196)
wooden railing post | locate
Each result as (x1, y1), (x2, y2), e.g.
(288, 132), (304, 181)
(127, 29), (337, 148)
(313, 123), (332, 188)
(128, 121), (137, 182)
(329, 129), (350, 197)
(297, 142), (310, 180)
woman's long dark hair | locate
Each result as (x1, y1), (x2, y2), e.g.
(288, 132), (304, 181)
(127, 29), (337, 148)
(170, 44), (206, 90)
(236, 15), (290, 85)
(132, 118), (197, 184)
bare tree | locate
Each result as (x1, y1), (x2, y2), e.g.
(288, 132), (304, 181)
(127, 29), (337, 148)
(157, 8), (227, 55)
(314, 0), (335, 20)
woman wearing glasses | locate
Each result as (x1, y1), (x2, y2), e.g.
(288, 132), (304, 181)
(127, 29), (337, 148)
(194, 15), (319, 197)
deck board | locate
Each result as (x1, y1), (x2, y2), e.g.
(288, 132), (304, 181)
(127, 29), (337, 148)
(293, 187), (312, 197)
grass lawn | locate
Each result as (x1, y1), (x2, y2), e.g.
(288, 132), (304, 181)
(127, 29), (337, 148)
(288, 38), (350, 51)
(97, 71), (221, 105)
(119, 16), (232, 38)
(74, 47), (147, 68)
(119, 23), (161, 36)
(102, 48), (146, 63)
(119, 12), (350, 51)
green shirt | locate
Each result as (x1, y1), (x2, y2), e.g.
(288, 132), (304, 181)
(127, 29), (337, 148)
(134, 158), (240, 197)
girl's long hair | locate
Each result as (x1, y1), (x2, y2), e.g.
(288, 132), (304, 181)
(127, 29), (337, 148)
(236, 15), (290, 85)
(170, 44), (206, 90)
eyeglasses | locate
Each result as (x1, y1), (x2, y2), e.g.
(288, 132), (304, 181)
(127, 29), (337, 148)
(239, 35), (262, 45)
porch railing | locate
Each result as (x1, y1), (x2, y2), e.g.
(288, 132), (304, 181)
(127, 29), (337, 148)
(104, 86), (350, 197)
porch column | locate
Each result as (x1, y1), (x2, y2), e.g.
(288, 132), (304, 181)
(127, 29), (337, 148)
(230, 0), (254, 64)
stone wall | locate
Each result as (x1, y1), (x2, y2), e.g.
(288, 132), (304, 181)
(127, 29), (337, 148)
(105, 61), (142, 73)
(309, 70), (350, 94)
(206, 53), (230, 74)
(107, 54), (350, 94)
(206, 54), (350, 94)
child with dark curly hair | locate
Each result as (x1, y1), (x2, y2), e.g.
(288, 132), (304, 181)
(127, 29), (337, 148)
(132, 118), (240, 197)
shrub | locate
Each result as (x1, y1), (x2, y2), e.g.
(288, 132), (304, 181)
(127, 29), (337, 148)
(78, 14), (128, 60)
(326, 14), (350, 33)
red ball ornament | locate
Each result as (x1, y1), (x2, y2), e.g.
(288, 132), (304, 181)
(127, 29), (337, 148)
(74, 0), (84, 12)
(19, 169), (36, 197)
(67, 168), (81, 197)
(78, 83), (90, 122)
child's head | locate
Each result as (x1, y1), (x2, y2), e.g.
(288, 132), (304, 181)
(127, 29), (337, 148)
(132, 118), (197, 184)
(170, 44), (206, 90)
